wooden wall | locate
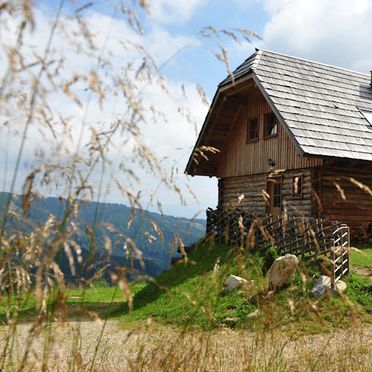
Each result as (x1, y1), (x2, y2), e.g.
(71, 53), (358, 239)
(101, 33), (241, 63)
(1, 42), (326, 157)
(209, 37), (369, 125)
(321, 159), (372, 241)
(212, 89), (372, 242)
(217, 93), (322, 178)
(219, 173), (267, 214)
(219, 169), (314, 218)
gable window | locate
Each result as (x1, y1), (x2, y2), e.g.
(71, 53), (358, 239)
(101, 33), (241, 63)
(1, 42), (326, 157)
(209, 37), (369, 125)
(360, 108), (372, 125)
(292, 175), (303, 197)
(246, 118), (259, 142)
(264, 112), (278, 138)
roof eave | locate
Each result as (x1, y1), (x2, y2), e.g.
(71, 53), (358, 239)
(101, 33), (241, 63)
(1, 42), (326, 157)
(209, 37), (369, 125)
(185, 69), (312, 176)
(185, 73), (256, 176)
(184, 88), (224, 176)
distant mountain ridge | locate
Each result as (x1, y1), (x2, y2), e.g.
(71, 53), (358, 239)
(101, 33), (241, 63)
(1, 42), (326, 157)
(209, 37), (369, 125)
(0, 192), (206, 278)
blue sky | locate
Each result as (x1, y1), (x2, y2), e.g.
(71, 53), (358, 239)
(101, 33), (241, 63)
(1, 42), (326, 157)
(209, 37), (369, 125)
(2, 0), (372, 218)
(150, 1), (269, 91)
(40, 0), (269, 95)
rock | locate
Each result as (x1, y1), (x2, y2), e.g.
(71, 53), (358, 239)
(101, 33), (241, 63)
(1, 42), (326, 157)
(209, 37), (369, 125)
(311, 276), (332, 297)
(311, 275), (347, 297)
(223, 275), (248, 293)
(267, 254), (299, 289)
(336, 280), (347, 293)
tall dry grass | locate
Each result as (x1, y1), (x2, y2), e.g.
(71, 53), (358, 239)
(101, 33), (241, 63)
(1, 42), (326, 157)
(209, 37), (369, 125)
(0, 2), (371, 371)
(0, 320), (371, 371)
(0, 1), (269, 370)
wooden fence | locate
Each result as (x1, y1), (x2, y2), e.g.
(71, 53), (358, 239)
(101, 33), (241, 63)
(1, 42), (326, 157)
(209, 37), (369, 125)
(206, 207), (350, 281)
(331, 224), (350, 288)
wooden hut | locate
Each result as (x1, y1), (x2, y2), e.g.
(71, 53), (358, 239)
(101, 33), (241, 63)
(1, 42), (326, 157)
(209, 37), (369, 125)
(185, 49), (372, 242)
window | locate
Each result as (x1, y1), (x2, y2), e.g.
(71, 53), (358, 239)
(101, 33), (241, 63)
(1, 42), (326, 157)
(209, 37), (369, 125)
(360, 108), (372, 125)
(292, 175), (303, 197)
(264, 112), (278, 137)
(266, 177), (282, 215)
(273, 182), (282, 208)
(246, 118), (259, 142)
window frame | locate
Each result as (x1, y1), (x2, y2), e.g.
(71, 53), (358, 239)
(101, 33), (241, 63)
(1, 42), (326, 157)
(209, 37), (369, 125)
(246, 117), (259, 143)
(264, 112), (278, 138)
(266, 175), (283, 214)
(292, 174), (304, 198)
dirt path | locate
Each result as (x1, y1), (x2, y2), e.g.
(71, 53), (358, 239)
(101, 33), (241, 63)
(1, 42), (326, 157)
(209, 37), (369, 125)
(0, 320), (371, 371)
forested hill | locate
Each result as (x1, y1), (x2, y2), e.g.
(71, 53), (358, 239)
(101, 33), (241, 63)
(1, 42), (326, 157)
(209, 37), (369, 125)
(0, 192), (206, 277)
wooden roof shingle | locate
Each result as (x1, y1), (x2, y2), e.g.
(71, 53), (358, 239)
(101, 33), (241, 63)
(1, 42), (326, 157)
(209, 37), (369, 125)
(185, 49), (372, 175)
(224, 49), (372, 161)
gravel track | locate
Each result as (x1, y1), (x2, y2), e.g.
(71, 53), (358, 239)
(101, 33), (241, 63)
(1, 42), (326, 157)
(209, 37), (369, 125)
(0, 320), (371, 371)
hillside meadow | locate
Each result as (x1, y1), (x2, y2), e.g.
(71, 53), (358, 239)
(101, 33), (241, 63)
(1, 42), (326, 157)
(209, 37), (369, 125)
(0, 242), (371, 370)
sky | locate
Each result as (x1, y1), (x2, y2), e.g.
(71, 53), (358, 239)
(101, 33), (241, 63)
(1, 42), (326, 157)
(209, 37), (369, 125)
(1, 0), (372, 219)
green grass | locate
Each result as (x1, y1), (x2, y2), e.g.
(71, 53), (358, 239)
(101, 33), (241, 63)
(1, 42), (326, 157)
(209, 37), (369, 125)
(117, 243), (264, 329)
(0, 282), (144, 322)
(346, 273), (372, 311)
(114, 242), (371, 333)
(1, 243), (370, 333)
(347, 246), (372, 313)
(350, 247), (372, 268)
(66, 282), (144, 304)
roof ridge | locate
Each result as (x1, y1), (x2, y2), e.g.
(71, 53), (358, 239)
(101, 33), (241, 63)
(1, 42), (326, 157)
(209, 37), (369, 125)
(236, 50), (259, 69)
(253, 48), (262, 68)
(218, 49), (259, 86)
(257, 48), (369, 77)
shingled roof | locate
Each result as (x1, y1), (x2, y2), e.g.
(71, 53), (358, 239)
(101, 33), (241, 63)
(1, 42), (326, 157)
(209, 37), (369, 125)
(186, 49), (372, 175)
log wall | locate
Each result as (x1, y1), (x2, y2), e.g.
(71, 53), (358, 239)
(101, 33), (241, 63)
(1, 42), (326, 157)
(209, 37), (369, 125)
(321, 159), (372, 242)
(219, 168), (314, 218)
(217, 93), (322, 178)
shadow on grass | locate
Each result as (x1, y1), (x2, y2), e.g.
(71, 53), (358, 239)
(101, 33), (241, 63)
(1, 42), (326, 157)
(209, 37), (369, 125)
(109, 242), (237, 317)
(0, 243), (237, 323)
(0, 301), (127, 324)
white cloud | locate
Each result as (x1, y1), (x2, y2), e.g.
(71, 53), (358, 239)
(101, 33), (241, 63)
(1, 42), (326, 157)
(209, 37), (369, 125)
(147, 0), (206, 24)
(0, 6), (217, 218)
(261, 0), (372, 72)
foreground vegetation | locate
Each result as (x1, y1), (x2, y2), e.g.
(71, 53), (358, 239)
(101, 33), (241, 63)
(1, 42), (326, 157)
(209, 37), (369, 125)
(2, 317), (371, 371)
(1, 243), (371, 371)
(3, 242), (371, 334)
(2, 2), (370, 370)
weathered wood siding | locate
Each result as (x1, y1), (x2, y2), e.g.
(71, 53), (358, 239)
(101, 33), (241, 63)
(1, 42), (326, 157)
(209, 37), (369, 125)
(219, 174), (267, 214)
(321, 159), (372, 241)
(219, 169), (314, 217)
(217, 93), (322, 178)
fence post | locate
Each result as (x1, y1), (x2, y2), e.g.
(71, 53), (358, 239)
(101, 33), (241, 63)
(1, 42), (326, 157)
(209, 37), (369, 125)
(341, 223), (350, 277)
(331, 236), (336, 290)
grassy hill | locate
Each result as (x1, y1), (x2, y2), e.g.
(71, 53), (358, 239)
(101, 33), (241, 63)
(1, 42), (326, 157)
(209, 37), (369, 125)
(55, 242), (371, 334)
(114, 243), (371, 333)
(1, 242), (370, 334)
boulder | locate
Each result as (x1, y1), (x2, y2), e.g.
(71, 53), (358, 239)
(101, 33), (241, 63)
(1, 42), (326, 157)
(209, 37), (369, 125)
(223, 275), (248, 293)
(267, 254), (299, 289)
(311, 275), (347, 297)
(336, 280), (347, 293)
